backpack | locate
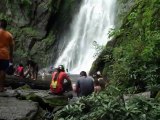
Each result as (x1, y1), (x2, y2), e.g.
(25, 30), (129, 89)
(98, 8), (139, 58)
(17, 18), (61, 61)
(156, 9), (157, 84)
(50, 73), (63, 94)
(51, 80), (57, 89)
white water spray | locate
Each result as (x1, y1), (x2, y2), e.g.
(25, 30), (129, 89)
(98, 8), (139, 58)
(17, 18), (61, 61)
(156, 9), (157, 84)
(55, 0), (116, 74)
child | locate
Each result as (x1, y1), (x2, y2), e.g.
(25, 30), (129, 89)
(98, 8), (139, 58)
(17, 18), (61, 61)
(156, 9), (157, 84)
(14, 64), (24, 78)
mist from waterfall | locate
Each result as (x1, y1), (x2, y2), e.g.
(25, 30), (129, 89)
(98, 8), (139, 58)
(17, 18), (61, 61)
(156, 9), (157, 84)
(54, 0), (116, 74)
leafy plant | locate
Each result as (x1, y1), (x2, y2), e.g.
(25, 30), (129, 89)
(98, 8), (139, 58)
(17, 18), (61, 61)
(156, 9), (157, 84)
(90, 0), (160, 94)
(54, 85), (160, 120)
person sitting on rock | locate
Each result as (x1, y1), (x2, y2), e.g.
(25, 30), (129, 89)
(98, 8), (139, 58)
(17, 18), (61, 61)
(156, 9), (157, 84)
(93, 74), (101, 93)
(76, 71), (94, 97)
(96, 71), (106, 90)
(50, 65), (72, 95)
(93, 71), (106, 93)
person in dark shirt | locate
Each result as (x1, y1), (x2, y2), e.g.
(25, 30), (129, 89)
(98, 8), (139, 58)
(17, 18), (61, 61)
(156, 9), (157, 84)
(25, 58), (38, 80)
(76, 71), (94, 97)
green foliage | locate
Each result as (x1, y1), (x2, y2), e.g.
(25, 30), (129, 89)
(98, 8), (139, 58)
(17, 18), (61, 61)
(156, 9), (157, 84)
(54, 86), (160, 120)
(44, 97), (68, 106)
(20, 0), (32, 6)
(92, 41), (104, 57)
(0, 13), (12, 23)
(90, 0), (160, 93)
(42, 32), (56, 48)
(39, 0), (53, 12)
(22, 27), (39, 37)
(14, 48), (28, 58)
(16, 84), (31, 90)
(89, 4), (160, 120)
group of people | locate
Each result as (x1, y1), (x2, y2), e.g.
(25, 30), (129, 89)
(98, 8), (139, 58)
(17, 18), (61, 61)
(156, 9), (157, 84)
(0, 19), (39, 92)
(49, 65), (106, 97)
(0, 19), (106, 97)
(14, 58), (39, 80)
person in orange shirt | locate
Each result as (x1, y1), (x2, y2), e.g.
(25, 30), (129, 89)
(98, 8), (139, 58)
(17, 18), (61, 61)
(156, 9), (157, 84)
(0, 19), (14, 92)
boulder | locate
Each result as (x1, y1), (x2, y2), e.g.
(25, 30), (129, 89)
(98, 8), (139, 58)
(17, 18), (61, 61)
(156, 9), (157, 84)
(0, 89), (18, 97)
(5, 75), (51, 90)
(0, 88), (71, 120)
(16, 89), (68, 107)
(0, 96), (38, 120)
(123, 91), (151, 101)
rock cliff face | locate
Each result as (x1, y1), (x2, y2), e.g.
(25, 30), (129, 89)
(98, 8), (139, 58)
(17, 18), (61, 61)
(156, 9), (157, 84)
(0, 0), (81, 67)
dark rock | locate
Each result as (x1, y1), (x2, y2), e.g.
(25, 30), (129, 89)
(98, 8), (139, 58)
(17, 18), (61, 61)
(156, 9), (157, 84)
(5, 75), (51, 90)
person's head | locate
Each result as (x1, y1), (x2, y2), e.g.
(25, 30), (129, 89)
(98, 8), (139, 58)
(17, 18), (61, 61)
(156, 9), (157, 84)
(96, 71), (102, 77)
(19, 64), (23, 67)
(0, 19), (7, 29)
(80, 71), (87, 77)
(57, 65), (65, 72)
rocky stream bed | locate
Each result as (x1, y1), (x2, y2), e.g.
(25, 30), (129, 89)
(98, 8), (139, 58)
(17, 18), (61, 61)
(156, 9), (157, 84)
(0, 75), (78, 120)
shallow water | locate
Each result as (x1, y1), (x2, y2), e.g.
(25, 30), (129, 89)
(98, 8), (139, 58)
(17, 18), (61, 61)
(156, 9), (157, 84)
(38, 74), (80, 84)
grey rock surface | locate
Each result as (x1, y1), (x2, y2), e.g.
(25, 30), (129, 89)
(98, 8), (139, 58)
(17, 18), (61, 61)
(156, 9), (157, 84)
(0, 96), (38, 120)
(0, 89), (18, 97)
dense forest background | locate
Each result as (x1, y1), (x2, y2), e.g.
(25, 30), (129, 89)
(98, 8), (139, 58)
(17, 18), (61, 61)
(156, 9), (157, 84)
(0, 0), (160, 119)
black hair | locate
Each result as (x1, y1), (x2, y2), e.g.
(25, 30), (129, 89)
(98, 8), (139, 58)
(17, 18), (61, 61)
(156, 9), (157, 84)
(57, 65), (65, 72)
(0, 19), (7, 29)
(80, 71), (87, 77)
(19, 64), (23, 67)
(54, 65), (65, 81)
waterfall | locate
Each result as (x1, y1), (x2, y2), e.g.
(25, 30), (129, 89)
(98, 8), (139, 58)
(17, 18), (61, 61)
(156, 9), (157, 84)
(54, 0), (116, 74)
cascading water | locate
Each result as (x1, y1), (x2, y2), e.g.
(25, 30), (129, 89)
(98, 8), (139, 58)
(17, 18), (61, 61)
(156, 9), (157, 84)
(55, 0), (116, 74)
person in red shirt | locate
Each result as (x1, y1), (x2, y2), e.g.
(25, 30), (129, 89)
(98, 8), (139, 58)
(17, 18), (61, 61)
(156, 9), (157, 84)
(50, 65), (72, 95)
(0, 19), (14, 92)
(14, 64), (24, 78)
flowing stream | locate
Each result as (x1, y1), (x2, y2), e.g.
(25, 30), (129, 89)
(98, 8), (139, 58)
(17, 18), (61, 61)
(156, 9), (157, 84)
(54, 0), (116, 74)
